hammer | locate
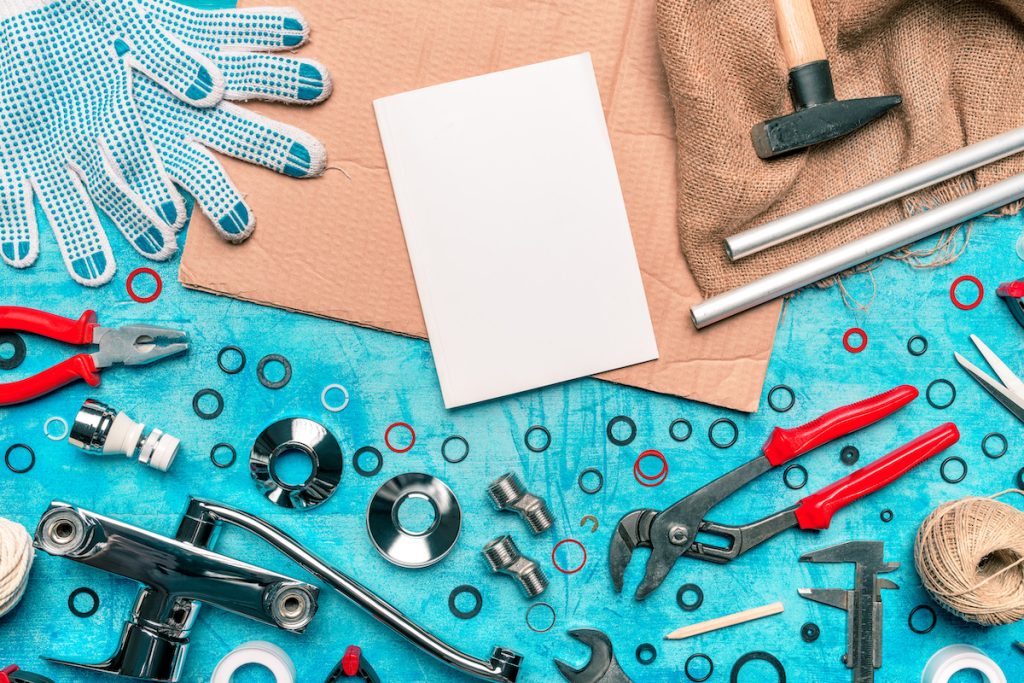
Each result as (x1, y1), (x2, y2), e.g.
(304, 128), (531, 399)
(751, 0), (901, 159)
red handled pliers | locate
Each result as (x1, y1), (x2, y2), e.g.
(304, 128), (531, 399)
(0, 306), (188, 406)
(610, 385), (960, 600)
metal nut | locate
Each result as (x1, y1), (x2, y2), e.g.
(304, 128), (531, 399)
(482, 535), (548, 598)
(486, 472), (554, 534)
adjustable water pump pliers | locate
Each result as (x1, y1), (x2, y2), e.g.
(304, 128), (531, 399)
(0, 306), (187, 406)
(610, 385), (960, 600)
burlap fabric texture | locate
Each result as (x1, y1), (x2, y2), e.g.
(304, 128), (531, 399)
(656, 0), (1024, 297)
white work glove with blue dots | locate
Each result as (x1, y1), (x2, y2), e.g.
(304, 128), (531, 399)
(0, 0), (323, 286)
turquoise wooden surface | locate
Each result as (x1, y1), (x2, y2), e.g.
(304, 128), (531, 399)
(2, 3), (1024, 679)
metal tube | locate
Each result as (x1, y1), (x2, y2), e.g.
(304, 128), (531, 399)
(693, 173), (1024, 329)
(725, 126), (1024, 261)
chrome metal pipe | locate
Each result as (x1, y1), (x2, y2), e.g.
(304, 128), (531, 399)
(725, 126), (1024, 261)
(693, 173), (1024, 328)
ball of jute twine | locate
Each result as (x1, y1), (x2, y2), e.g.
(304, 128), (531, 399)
(914, 490), (1024, 626)
(0, 516), (33, 618)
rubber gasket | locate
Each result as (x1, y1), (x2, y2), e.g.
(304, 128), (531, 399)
(1017, 467), (1024, 490)
(44, 416), (69, 441)
(635, 644), (657, 666)
(880, 509), (894, 523)
(525, 602), (556, 633)
(353, 446), (383, 477)
(68, 587), (99, 618)
(843, 327), (868, 354)
(800, 623), (820, 643)
(210, 443), (237, 469)
(926, 379), (956, 409)
(441, 435), (470, 464)
(908, 605), (936, 634)
(216, 345), (246, 374)
(578, 468), (604, 494)
(126, 267), (162, 303)
(940, 455), (967, 484)
(708, 418), (739, 449)
(257, 354), (292, 390)
(634, 450), (668, 487)
(767, 385), (796, 413)
(676, 583), (703, 612)
(384, 422), (415, 453)
(606, 416), (637, 446)
(0, 332), (27, 370)
(685, 653), (714, 682)
(840, 445), (860, 466)
(448, 585), (482, 620)
(669, 418), (693, 442)
(907, 335), (928, 357)
(982, 432), (1008, 459)
(730, 651), (786, 683)
(192, 388), (224, 420)
(950, 275), (984, 310)
(524, 425), (551, 453)
(5, 443), (34, 474)
(551, 538), (587, 574)
(783, 464), (808, 490)
(321, 384), (350, 412)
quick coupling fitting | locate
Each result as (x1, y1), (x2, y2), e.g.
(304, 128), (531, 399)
(69, 398), (180, 472)
(486, 472), (553, 534)
(482, 535), (548, 598)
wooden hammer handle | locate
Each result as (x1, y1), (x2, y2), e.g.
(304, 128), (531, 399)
(774, 0), (827, 68)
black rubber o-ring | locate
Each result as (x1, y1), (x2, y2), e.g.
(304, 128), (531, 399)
(606, 416), (637, 446)
(353, 446), (383, 477)
(524, 425), (551, 453)
(4, 444), (35, 474)
(708, 418), (738, 449)
(677, 583), (704, 612)
(800, 623), (820, 643)
(730, 651), (786, 683)
(448, 585), (482, 620)
(767, 385), (796, 413)
(669, 418), (693, 442)
(783, 464), (808, 490)
(0, 332), (27, 371)
(940, 456), (967, 484)
(441, 435), (470, 464)
(840, 445), (860, 466)
(217, 345), (246, 374)
(635, 644), (656, 665)
(1017, 467), (1024, 490)
(926, 379), (956, 409)
(908, 605), (936, 634)
(685, 653), (714, 682)
(257, 354), (292, 389)
(907, 335), (928, 356)
(192, 388), (224, 420)
(982, 433), (1008, 459)
(880, 509), (894, 523)
(68, 587), (99, 618)
(578, 468), (604, 494)
(210, 443), (237, 469)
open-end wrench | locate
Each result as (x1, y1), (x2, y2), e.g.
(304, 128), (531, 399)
(554, 630), (633, 683)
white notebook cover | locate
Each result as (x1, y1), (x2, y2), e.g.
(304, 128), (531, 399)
(374, 53), (658, 408)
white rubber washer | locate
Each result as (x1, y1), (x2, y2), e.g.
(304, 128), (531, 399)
(921, 644), (1006, 683)
(43, 416), (69, 441)
(321, 384), (350, 412)
(210, 641), (296, 683)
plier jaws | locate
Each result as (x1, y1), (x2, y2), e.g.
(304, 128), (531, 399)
(91, 325), (189, 368)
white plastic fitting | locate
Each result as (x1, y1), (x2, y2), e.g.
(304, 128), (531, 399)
(921, 644), (1006, 683)
(210, 641), (296, 683)
(69, 399), (179, 472)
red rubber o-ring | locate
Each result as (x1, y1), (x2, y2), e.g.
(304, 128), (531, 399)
(633, 450), (668, 487)
(842, 328), (868, 354)
(384, 422), (416, 453)
(950, 275), (984, 310)
(551, 538), (587, 575)
(126, 267), (162, 304)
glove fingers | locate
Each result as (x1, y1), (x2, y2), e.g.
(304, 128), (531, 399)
(0, 179), (39, 268)
(163, 143), (254, 242)
(140, 0), (310, 52)
(125, 17), (224, 107)
(212, 52), (332, 104)
(33, 171), (115, 286)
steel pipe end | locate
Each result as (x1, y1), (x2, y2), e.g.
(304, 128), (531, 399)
(35, 505), (91, 557)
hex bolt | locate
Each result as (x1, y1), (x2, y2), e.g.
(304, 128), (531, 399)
(486, 472), (554, 534)
(482, 535), (548, 598)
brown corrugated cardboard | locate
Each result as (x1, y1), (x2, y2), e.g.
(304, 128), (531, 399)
(179, 0), (782, 413)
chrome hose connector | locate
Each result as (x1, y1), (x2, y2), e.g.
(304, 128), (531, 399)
(486, 473), (553, 534)
(482, 535), (548, 598)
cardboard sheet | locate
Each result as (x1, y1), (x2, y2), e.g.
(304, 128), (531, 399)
(179, 0), (782, 413)
(374, 54), (659, 408)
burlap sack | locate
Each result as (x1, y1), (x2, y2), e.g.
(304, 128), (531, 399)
(656, 0), (1024, 296)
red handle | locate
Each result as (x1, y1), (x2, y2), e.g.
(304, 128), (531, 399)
(0, 307), (97, 344)
(795, 422), (960, 529)
(342, 646), (362, 676)
(0, 355), (100, 406)
(762, 385), (919, 466)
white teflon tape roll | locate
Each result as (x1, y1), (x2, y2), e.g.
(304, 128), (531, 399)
(921, 644), (1006, 683)
(210, 641), (296, 683)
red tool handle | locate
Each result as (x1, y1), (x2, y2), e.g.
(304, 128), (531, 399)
(762, 385), (919, 466)
(0, 355), (101, 406)
(795, 422), (960, 529)
(0, 307), (98, 343)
